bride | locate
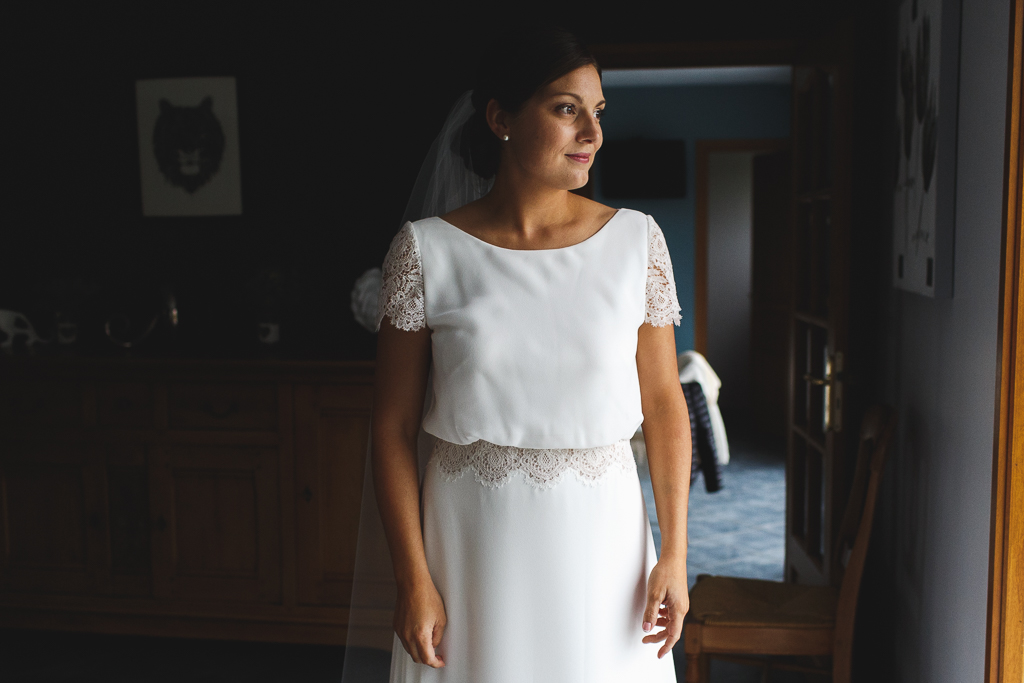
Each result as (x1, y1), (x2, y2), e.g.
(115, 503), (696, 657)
(371, 24), (691, 683)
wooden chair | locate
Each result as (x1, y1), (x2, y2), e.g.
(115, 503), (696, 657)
(683, 404), (897, 683)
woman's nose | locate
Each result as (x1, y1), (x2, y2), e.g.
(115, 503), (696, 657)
(577, 117), (601, 144)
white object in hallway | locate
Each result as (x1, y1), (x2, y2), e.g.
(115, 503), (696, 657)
(678, 350), (730, 465)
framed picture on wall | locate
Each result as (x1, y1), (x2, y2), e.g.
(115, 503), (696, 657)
(136, 76), (243, 216)
(892, 0), (961, 297)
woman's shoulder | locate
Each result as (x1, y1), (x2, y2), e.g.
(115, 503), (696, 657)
(404, 216), (449, 232)
(567, 197), (648, 235)
(609, 205), (654, 225)
(395, 216), (451, 249)
(570, 196), (647, 224)
(609, 207), (666, 244)
(437, 196), (490, 230)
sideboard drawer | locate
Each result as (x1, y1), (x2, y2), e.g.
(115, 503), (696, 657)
(0, 381), (83, 430)
(167, 383), (278, 432)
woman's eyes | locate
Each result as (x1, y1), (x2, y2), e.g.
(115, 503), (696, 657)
(558, 104), (605, 120)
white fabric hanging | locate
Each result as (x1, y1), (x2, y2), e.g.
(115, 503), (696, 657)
(677, 350), (730, 465)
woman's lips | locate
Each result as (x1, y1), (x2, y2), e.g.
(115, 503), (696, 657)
(566, 153), (591, 163)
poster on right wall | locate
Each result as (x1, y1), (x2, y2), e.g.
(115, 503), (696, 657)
(893, 0), (960, 298)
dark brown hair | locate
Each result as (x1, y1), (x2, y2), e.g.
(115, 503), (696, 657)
(461, 25), (601, 179)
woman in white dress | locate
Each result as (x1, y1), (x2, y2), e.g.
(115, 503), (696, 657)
(372, 26), (691, 683)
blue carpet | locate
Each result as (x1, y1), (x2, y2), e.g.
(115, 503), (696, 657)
(636, 430), (787, 590)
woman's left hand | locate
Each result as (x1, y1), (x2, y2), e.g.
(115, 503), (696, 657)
(642, 557), (689, 658)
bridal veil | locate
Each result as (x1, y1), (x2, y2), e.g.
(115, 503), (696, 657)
(339, 90), (493, 682)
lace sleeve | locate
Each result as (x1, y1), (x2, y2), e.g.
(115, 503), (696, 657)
(645, 216), (682, 327)
(375, 222), (426, 332)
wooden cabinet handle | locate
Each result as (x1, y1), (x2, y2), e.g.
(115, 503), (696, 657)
(302, 486), (313, 502)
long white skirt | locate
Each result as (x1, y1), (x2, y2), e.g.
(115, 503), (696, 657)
(389, 439), (677, 683)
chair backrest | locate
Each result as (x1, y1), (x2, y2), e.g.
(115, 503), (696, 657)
(829, 404), (897, 682)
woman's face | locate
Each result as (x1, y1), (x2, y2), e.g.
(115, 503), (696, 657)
(494, 65), (605, 191)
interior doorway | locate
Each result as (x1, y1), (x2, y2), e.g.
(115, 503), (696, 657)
(689, 139), (793, 588)
(592, 65), (794, 593)
(695, 139), (790, 440)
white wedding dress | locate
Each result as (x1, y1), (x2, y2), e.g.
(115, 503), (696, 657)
(377, 208), (680, 683)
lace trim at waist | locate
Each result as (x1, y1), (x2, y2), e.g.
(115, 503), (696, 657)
(430, 438), (636, 490)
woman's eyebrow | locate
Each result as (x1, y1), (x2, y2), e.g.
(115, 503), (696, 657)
(548, 92), (607, 107)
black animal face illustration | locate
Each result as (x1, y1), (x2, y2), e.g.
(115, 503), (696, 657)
(152, 96), (226, 193)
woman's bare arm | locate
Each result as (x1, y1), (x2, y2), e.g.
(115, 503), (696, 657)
(371, 320), (446, 667)
(635, 321), (692, 658)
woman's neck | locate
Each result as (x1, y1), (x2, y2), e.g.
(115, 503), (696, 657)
(480, 169), (578, 238)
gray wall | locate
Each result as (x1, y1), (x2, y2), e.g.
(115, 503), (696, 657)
(706, 152), (757, 423)
(871, 0), (1010, 680)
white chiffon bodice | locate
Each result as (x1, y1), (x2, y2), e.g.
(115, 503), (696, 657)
(377, 210), (681, 333)
(376, 208), (682, 454)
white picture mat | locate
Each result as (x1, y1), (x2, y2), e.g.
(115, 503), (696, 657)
(136, 76), (242, 216)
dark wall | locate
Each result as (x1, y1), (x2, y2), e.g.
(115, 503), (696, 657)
(3, 3), (853, 362)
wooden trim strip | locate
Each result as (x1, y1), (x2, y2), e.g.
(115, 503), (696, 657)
(698, 624), (834, 656)
(988, 0), (1024, 680)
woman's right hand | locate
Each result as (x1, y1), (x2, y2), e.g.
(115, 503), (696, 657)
(394, 579), (447, 668)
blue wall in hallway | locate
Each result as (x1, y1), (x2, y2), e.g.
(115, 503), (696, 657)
(592, 83), (791, 353)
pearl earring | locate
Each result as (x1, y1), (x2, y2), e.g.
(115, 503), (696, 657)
(503, 135), (509, 141)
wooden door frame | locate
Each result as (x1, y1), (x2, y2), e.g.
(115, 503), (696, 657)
(693, 139), (790, 355)
(987, 0), (1024, 680)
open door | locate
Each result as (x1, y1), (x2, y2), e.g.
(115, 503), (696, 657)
(785, 62), (854, 587)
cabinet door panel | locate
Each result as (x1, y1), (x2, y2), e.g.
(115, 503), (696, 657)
(103, 442), (153, 597)
(151, 444), (281, 603)
(0, 442), (103, 594)
(294, 383), (373, 606)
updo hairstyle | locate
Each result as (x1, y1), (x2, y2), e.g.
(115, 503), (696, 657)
(461, 25), (601, 179)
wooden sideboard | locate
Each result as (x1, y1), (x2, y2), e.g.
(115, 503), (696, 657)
(0, 357), (396, 647)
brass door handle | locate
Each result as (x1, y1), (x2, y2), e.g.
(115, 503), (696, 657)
(803, 352), (843, 433)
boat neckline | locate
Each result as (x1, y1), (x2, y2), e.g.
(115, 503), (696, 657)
(433, 208), (624, 253)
